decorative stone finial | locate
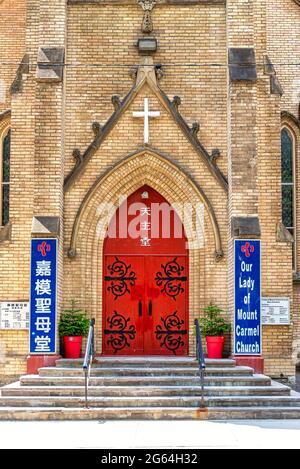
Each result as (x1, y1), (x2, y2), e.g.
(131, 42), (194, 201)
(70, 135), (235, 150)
(210, 148), (221, 164)
(72, 149), (83, 168)
(92, 122), (102, 137)
(215, 250), (224, 262)
(138, 0), (157, 33)
(172, 96), (181, 111)
(191, 122), (200, 138)
(112, 95), (122, 111)
(68, 248), (76, 259)
(155, 65), (164, 81)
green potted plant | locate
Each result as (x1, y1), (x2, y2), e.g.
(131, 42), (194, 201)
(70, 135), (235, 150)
(198, 305), (231, 359)
(58, 300), (90, 359)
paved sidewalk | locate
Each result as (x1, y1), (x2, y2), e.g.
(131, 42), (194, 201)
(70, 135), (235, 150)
(1, 420), (300, 449)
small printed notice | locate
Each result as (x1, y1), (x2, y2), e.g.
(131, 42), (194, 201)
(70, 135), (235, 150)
(0, 302), (29, 329)
(261, 297), (290, 325)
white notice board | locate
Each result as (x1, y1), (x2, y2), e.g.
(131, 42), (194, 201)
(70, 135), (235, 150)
(0, 302), (29, 329)
(261, 297), (290, 325)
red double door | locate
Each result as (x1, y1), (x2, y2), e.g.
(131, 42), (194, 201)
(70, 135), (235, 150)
(102, 186), (189, 356)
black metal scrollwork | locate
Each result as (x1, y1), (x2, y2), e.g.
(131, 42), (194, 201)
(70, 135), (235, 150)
(104, 311), (136, 354)
(155, 311), (187, 355)
(155, 257), (187, 300)
(105, 257), (137, 300)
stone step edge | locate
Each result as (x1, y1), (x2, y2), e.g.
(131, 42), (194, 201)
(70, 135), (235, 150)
(1, 407), (300, 420)
(2, 381), (290, 392)
(44, 364), (253, 372)
(38, 370), (254, 378)
(56, 358), (236, 364)
(20, 373), (269, 381)
(1, 395), (300, 403)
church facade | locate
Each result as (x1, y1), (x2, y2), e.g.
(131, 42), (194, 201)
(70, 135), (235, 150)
(0, 0), (300, 381)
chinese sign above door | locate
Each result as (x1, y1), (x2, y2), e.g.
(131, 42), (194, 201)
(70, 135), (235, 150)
(30, 239), (57, 354)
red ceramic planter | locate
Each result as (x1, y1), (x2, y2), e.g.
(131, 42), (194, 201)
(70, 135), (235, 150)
(205, 336), (224, 359)
(63, 336), (82, 359)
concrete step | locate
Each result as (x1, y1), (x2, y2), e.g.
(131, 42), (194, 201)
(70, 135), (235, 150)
(0, 394), (299, 408)
(1, 406), (300, 420)
(39, 366), (254, 378)
(56, 357), (237, 368)
(20, 374), (271, 387)
(2, 382), (290, 398)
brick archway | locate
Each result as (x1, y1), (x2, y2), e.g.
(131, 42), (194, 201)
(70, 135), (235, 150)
(66, 148), (224, 354)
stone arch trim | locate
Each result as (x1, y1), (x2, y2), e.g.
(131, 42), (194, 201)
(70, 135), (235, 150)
(68, 147), (224, 260)
(281, 111), (300, 132)
(0, 110), (11, 136)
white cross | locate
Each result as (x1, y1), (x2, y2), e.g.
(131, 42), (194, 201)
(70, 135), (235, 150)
(132, 98), (160, 144)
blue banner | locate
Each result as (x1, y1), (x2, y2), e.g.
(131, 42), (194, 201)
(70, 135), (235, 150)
(234, 240), (261, 355)
(30, 239), (57, 354)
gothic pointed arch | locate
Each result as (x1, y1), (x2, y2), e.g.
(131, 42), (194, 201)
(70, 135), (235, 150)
(67, 147), (224, 260)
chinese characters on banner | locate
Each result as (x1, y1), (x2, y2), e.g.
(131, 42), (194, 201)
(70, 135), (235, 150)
(234, 240), (261, 356)
(30, 239), (57, 354)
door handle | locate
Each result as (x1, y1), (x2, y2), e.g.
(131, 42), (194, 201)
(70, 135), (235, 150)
(148, 300), (152, 317)
(138, 300), (142, 317)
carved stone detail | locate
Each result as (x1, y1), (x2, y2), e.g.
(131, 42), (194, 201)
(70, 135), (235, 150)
(172, 96), (181, 111)
(68, 248), (76, 259)
(112, 95), (122, 111)
(155, 65), (164, 81)
(129, 66), (138, 81)
(72, 148), (83, 168)
(138, 0), (157, 33)
(210, 148), (221, 164)
(142, 11), (153, 33)
(71, 122), (101, 172)
(92, 121), (102, 137)
(215, 250), (224, 262)
(190, 122), (200, 138)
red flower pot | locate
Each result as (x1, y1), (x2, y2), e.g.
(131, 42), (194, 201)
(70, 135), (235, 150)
(63, 336), (82, 359)
(206, 336), (224, 359)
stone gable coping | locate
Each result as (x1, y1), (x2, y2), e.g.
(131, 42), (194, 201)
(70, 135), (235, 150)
(64, 64), (228, 192)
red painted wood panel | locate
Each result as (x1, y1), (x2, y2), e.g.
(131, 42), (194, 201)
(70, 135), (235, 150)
(102, 186), (188, 355)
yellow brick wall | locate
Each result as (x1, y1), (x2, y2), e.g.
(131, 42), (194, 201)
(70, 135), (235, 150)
(0, 0), (27, 380)
(266, 0), (300, 374)
(64, 3), (228, 357)
(0, 0), (300, 379)
(0, 0), (27, 113)
(0, 330), (27, 381)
